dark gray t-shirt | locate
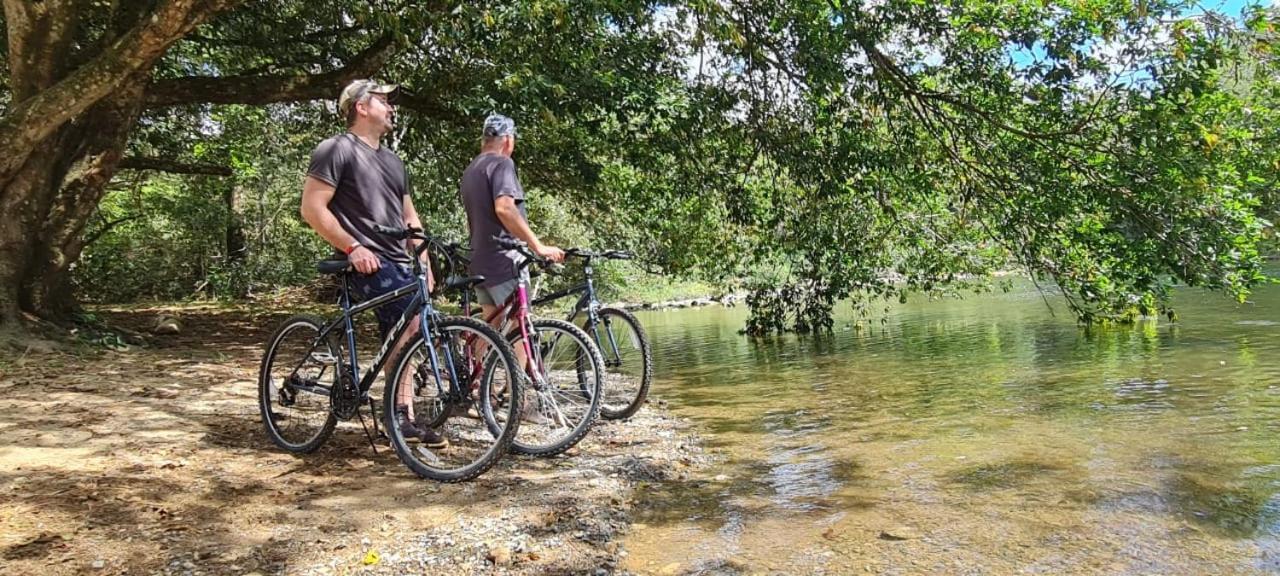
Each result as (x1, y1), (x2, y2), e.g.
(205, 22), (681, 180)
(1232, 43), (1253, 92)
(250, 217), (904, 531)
(307, 133), (411, 264)
(460, 153), (526, 286)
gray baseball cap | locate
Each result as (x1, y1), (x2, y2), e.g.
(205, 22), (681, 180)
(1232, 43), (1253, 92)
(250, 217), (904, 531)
(482, 114), (517, 138)
(339, 79), (399, 119)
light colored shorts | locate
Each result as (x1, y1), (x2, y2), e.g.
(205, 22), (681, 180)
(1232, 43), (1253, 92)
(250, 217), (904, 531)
(474, 271), (529, 307)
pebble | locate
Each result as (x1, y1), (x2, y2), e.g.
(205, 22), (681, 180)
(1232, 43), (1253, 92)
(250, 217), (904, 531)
(487, 545), (513, 566)
(92, 560), (105, 569)
(879, 527), (919, 541)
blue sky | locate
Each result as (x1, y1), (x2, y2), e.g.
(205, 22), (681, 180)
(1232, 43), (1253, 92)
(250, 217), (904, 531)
(1197, 0), (1276, 16)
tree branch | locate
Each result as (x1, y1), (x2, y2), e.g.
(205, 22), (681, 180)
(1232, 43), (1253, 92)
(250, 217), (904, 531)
(118, 156), (232, 176)
(185, 24), (365, 47)
(0, 0), (243, 185)
(83, 214), (143, 248)
(144, 34), (395, 107)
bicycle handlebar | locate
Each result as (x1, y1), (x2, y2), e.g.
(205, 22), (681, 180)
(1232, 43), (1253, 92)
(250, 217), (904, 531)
(564, 248), (634, 261)
(373, 224), (420, 241)
(373, 224), (466, 263)
(491, 235), (567, 274)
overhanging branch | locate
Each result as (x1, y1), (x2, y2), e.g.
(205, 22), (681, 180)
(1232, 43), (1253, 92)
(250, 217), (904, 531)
(0, 0), (244, 185)
(144, 34), (396, 107)
(119, 156), (232, 176)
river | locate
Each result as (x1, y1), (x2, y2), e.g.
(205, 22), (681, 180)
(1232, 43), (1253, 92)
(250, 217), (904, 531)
(619, 280), (1280, 574)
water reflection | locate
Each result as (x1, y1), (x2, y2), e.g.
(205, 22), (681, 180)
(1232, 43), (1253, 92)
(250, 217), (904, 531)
(627, 279), (1280, 571)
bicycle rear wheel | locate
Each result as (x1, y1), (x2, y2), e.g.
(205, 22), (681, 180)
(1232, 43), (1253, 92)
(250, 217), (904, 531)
(258, 315), (339, 453)
(591, 307), (653, 420)
(491, 318), (603, 457)
(384, 315), (521, 482)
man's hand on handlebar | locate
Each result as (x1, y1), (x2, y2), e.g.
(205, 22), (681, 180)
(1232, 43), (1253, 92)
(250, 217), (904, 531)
(534, 243), (565, 263)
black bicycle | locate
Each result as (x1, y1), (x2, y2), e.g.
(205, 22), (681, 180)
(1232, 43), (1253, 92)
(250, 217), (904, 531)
(532, 248), (652, 420)
(257, 225), (522, 482)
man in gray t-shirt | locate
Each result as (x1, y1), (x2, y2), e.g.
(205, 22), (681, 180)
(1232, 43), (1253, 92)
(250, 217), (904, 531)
(300, 79), (445, 449)
(459, 114), (564, 317)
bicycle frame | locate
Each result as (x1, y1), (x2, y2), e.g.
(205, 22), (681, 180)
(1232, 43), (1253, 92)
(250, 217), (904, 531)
(531, 282), (592, 323)
(466, 281), (545, 382)
(289, 261), (464, 408)
(529, 263), (627, 369)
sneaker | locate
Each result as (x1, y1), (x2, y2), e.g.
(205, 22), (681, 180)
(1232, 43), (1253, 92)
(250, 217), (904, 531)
(395, 406), (448, 449)
(519, 395), (555, 426)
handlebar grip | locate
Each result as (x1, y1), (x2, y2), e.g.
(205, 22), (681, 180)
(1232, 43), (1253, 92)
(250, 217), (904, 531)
(493, 236), (527, 251)
(374, 224), (405, 238)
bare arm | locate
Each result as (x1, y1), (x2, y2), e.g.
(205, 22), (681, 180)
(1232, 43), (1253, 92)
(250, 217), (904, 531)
(495, 196), (564, 262)
(300, 176), (354, 250)
(300, 175), (380, 274)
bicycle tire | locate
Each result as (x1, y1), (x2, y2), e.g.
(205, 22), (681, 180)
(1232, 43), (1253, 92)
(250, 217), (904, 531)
(383, 315), (521, 482)
(258, 315), (339, 453)
(592, 307), (653, 420)
(493, 318), (603, 457)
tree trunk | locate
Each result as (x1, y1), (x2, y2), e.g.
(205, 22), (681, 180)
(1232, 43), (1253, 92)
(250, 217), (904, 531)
(22, 84), (146, 319)
(226, 185), (247, 265)
(0, 1), (239, 332)
(0, 136), (66, 326)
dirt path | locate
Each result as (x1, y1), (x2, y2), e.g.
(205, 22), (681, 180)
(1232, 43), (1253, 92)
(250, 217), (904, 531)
(0, 305), (706, 575)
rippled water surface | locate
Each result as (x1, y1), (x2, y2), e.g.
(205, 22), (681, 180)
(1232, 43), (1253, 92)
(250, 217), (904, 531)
(621, 280), (1280, 574)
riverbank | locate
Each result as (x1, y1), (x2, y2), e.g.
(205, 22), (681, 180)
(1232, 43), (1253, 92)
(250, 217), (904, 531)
(0, 305), (711, 575)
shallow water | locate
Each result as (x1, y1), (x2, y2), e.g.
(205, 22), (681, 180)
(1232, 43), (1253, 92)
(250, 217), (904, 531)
(621, 280), (1280, 574)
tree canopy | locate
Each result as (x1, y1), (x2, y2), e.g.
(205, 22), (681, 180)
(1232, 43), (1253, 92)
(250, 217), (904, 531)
(1, 0), (1275, 338)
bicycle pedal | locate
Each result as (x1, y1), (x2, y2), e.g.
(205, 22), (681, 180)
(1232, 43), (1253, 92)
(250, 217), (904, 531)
(309, 352), (338, 365)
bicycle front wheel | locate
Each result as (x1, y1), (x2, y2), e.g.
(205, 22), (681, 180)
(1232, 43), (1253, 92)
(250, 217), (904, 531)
(591, 307), (653, 420)
(258, 315), (339, 453)
(493, 318), (603, 457)
(384, 315), (521, 483)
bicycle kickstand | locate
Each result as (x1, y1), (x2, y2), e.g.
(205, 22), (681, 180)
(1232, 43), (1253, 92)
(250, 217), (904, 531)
(357, 400), (382, 455)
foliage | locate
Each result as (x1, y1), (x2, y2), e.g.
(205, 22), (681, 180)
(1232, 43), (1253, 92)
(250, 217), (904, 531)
(46, 1), (1280, 333)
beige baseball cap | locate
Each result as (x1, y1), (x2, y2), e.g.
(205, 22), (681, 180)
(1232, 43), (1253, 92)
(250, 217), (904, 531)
(338, 79), (399, 120)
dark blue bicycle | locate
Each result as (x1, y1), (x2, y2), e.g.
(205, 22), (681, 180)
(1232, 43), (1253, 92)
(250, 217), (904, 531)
(257, 226), (522, 482)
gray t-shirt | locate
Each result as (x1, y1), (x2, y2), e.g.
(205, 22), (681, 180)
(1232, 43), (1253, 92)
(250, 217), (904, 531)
(307, 133), (411, 264)
(460, 153), (527, 286)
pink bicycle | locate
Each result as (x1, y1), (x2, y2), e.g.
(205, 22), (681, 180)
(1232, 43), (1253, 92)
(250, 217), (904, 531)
(440, 236), (604, 457)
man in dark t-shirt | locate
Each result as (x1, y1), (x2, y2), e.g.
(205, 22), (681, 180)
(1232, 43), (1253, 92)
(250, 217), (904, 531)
(459, 114), (564, 319)
(300, 79), (445, 449)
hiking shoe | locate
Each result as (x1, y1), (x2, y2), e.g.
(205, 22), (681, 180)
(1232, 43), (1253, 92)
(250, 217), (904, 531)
(395, 406), (448, 449)
(519, 395), (555, 426)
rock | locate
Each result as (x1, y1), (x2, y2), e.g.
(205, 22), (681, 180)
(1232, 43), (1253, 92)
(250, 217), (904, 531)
(487, 545), (513, 566)
(152, 315), (181, 335)
(712, 474), (730, 482)
(878, 527), (919, 541)
(658, 562), (683, 576)
(92, 560), (105, 569)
